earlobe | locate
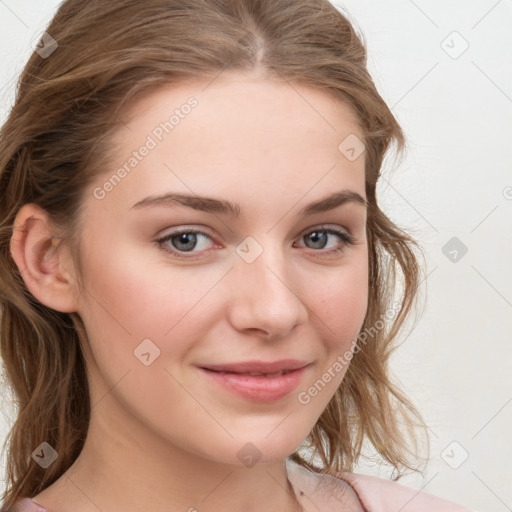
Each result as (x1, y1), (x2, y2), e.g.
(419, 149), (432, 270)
(10, 203), (79, 313)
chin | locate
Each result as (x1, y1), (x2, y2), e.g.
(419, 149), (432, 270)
(235, 430), (308, 467)
(192, 431), (305, 469)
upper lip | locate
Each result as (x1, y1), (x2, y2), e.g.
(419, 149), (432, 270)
(199, 359), (310, 374)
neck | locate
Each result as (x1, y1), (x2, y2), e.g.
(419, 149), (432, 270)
(32, 405), (306, 512)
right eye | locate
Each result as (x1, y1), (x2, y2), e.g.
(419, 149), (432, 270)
(155, 228), (216, 259)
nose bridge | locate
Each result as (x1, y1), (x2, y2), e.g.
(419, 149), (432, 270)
(228, 234), (307, 337)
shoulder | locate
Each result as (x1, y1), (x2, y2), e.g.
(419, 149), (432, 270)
(286, 457), (474, 512)
(336, 471), (475, 512)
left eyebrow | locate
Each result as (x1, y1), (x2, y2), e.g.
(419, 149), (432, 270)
(130, 189), (367, 217)
(298, 190), (367, 215)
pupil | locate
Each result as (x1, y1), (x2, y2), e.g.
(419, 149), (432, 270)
(174, 233), (197, 251)
(308, 231), (327, 249)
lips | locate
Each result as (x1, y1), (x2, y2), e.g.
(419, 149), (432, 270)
(199, 359), (309, 376)
(213, 370), (291, 377)
(199, 362), (310, 402)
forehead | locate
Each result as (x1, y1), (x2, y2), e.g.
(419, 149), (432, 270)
(116, 71), (364, 157)
(93, 72), (366, 218)
(118, 71), (364, 146)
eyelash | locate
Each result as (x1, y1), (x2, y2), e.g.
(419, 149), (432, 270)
(154, 225), (357, 260)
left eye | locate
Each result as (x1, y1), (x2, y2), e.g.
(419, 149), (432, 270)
(296, 228), (355, 253)
(155, 226), (355, 258)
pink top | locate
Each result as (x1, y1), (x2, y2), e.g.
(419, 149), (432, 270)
(5, 459), (474, 512)
(338, 472), (474, 511)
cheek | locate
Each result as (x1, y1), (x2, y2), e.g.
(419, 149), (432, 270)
(310, 258), (369, 348)
(295, 262), (368, 412)
(76, 241), (224, 364)
(75, 246), (213, 425)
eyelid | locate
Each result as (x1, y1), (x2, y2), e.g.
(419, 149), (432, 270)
(296, 224), (357, 248)
(154, 223), (359, 260)
(157, 225), (216, 240)
(156, 223), (354, 241)
(154, 226), (218, 259)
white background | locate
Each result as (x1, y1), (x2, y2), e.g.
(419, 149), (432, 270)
(1, 1), (511, 511)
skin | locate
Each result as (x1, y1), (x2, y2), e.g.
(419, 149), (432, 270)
(11, 70), (368, 512)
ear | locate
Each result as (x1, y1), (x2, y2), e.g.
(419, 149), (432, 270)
(10, 203), (80, 313)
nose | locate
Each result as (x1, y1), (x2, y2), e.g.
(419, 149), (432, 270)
(227, 241), (309, 340)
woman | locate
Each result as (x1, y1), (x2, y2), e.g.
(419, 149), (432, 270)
(0, 1), (473, 510)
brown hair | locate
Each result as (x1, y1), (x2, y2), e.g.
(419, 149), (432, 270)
(0, 0), (428, 508)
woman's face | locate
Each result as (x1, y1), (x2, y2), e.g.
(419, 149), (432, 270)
(73, 71), (369, 467)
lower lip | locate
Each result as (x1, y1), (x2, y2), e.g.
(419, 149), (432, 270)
(199, 366), (309, 402)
